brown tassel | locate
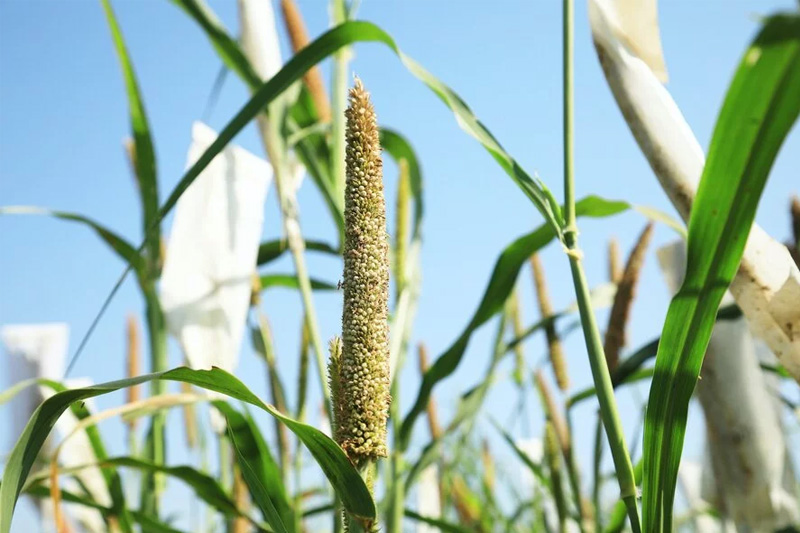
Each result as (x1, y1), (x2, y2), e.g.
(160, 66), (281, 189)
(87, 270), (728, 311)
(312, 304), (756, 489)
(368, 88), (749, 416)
(417, 343), (442, 440)
(280, 0), (331, 122)
(603, 223), (653, 371)
(125, 314), (140, 426)
(608, 237), (623, 283)
(530, 254), (569, 391)
(534, 370), (570, 456)
(231, 463), (250, 533)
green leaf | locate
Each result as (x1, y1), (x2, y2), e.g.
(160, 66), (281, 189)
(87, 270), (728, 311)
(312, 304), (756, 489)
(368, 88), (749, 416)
(380, 129), (424, 240)
(404, 510), (473, 533)
(259, 274), (337, 292)
(100, 0), (160, 272)
(0, 367), (375, 533)
(0, 207), (144, 273)
(151, 18), (565, 250)
(215, 402), (294, 533)
(257, 239), (340, 266)
(24, 486), (186, 533)
(490, 419), (549, 489)
(399, 196), (630, 448)
(34, 379), (133, 532)
(169, 0), (260, 89)
(102, 457), (242, 518)
(642, 14), (800, 532)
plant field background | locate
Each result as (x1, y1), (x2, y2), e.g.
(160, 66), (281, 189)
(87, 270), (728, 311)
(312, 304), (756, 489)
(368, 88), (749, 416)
(0, 1), (798, 531)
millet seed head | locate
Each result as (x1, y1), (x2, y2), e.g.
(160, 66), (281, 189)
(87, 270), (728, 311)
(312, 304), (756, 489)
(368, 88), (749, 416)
(338, 78), (390, 461)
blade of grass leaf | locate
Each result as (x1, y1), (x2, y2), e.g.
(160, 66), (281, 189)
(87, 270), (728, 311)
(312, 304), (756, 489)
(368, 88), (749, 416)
(399, 196), (629, 448)
(24, 486), (187, 533)
(642, 14), (800, 532)
(403, 510), (472, 533)
(257, 238), (340, 265)
(0, 207), (144, 273)
(100, 0), (160, 275)
(226, 427), (289, 533)
(35, 380), (133, 532)
(215, 402), (295, 532)
(259, 274), (337, 292)
(0, 367), (375, 533)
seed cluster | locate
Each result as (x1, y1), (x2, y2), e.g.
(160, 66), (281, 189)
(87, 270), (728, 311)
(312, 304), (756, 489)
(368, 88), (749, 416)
(336, 78), (390, 461)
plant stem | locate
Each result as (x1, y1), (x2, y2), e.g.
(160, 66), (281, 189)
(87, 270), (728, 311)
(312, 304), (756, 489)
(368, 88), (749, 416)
(141, 282), (167, 514)
(565, 254), (641, 531)
(387, 386), (405, 533)
(561, 0), (640, 530)
(253, 310), (291, 486)
(256, 115), (332, 416)
(592, 411), (605, 533)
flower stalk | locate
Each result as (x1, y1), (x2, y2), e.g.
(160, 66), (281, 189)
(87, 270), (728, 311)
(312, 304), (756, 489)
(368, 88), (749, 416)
(561, 0), (640, 529)
(603, 223), (653, 371)
(279, 0), (331, 122)
(530, 254), (568, 390)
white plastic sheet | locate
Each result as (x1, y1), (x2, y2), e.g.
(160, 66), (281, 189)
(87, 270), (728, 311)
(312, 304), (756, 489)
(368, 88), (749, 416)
(160, 121), (271, 384)
(589, 0), (800, 381)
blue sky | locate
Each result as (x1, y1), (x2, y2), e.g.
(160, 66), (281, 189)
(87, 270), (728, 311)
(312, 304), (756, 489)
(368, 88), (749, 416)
(1, 0), (798, 529)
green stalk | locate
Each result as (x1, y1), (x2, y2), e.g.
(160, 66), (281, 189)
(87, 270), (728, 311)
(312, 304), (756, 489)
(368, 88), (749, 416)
(561, 0), (640, 530)
(140, 282), (167, 514)
(255, 115), (331, 415)
(564, 413), (589, 533)
(293, 319), (309, 533)
(219, 435), (232, 494)
(253, 310), (291, 486)
(387, 394), (405, 533)
(592, 412), (605, 533)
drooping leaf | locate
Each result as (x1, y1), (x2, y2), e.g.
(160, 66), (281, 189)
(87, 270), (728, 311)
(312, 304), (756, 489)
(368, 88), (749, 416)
(490, 419), (549, 489)
(399, 196), (630, 448)
(0, 367), (375, 533)
(380, 129), (424, 239)
(101, 457), (241, 518)
(642, 15), (800, 532)
(404, 509), (473, 533)
(259, 274), (337, 292)
(215, 402), (294, 532)
(24, 486), (186, 533)
(100, 0), (161, 273)
(0, 207), (144, 273)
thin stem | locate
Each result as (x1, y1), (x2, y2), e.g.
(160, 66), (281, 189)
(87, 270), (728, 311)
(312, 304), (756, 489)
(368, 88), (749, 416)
(387, 382), (405, 533)
(141, 282), (167, 514)
(253, 310), (291, 486)
(346, 461), (378, 532)
(566, 254), (641, 532)
(562, 0), (576, 230)
(256, 114), (332, 415)
(592, 411), (605, 533)
(219, 435), (232, 492)
(561, 0), (640, 530)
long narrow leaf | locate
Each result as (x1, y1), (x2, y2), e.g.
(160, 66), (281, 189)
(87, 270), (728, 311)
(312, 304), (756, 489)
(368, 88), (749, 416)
(0, 367), (375, 533)
(259, 274), (337, 292)
(100, 0), (160, 271)
(642, 15), (800, 532)
(0, 207), (144, 273)
(399, 196), (630, 448)
(155, 20), (564, 248)
(215, 402), (294, 532)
